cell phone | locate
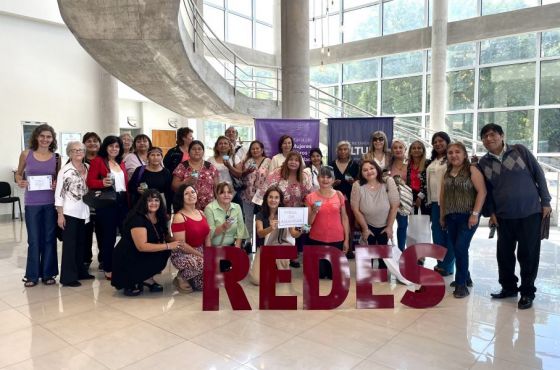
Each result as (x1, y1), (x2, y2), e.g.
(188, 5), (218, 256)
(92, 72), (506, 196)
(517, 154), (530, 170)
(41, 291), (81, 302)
(489, 224), (497, 239)
(227, 217), (236, 224)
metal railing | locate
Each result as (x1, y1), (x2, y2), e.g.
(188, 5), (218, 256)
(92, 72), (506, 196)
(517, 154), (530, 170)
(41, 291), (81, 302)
(180, 0), (560, 223)
(181, 0), (280, 102)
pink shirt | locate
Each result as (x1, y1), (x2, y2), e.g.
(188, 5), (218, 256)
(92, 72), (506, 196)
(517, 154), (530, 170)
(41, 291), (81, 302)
(305, 191), (345, 243)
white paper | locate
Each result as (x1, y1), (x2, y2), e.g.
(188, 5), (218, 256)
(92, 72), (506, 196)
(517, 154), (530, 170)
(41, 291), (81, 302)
(27, 175), (52, 191)
(278, 207), (308, 228)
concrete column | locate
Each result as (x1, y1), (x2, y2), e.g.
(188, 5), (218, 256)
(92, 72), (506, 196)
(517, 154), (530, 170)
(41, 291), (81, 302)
(429, 0), (448, 132)
(98, 67), (119, 137)
(281, 0), (310, 118)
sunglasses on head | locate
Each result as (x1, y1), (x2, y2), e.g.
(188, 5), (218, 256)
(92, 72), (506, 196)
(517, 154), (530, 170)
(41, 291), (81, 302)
(372, 137), (384, 142)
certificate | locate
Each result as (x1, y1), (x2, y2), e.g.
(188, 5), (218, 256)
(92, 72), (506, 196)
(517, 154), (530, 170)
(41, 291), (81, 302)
(27, 175), (52, 191)
(278, 207), (308, 228)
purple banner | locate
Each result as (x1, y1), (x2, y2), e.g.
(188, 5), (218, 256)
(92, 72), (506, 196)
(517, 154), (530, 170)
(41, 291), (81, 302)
(327, 117), (394, 163)
(255, 119), (320, 163)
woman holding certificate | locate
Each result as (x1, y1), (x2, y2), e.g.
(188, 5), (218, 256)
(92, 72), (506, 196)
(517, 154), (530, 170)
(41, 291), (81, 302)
(16, 124), (60, 287)
(86, 135), (129, 281)
(305, 166), (350, 279)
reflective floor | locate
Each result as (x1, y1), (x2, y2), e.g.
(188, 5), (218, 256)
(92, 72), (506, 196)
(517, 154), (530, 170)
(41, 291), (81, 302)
(0, 219), (559, 369)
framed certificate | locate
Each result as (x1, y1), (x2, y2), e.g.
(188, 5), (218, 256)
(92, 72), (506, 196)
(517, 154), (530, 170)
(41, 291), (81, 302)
(27, 175), (52, 191)
(278, 207), (308, 228)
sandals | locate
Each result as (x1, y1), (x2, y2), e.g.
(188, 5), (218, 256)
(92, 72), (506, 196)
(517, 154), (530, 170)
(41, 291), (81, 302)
(42, 277), (56, 285)
(173, 276), (193, 294)
(123, 284), (143, 297)
(22, 278), (38, 288)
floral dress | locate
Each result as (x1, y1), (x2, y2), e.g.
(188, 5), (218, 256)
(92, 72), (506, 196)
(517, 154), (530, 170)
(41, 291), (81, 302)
(242, 157), (271, 203)
(254, 168), (312, 207)
(173, 161), (218, 210)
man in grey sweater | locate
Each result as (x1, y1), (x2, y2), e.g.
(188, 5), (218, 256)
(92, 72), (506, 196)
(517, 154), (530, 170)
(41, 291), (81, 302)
(478, 123), (551, 310)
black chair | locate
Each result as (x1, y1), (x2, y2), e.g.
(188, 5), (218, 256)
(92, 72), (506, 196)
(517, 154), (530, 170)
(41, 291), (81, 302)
(0, 182), (22, 220)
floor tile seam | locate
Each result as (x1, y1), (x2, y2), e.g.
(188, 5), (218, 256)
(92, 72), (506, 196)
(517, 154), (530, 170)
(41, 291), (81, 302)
(240, 309), (335, 334)
(109, 339), (190, 370)
(294, 328), (373, 360)
(1, 290), (83, 309)
(15, 296), (110, 325)
(238, 333), (325, 366)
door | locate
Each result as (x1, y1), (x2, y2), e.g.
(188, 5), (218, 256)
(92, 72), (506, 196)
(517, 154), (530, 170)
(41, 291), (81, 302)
(152, 129), (177, 156)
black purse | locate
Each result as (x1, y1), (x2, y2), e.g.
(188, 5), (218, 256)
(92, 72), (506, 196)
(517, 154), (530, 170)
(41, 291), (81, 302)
(83, 188), (117, 209)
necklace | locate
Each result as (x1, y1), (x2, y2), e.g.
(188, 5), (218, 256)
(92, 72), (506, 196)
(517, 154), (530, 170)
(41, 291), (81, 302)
(146, 215), (163, 243)
(368, 182), (380, 190)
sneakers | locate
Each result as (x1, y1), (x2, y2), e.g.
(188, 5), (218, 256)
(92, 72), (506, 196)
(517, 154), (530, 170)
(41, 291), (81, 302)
(453, 285), (470, 298)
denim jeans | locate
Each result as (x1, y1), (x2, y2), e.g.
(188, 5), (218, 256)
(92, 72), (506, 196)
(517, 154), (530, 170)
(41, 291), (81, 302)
(24, 204), (58, 282)
(445, 213), (477, 286)
(431, 203), (454, 274)
(396, 213), (408, 252)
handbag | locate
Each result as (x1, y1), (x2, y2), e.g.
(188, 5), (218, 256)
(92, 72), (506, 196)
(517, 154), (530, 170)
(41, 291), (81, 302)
(391, 175), (414, 216)
(407, 209), (432, 246)
(83, 188), (117, 209)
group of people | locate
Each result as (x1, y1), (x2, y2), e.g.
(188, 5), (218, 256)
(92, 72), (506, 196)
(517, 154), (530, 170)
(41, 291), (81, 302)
(15, 122), (550, 309)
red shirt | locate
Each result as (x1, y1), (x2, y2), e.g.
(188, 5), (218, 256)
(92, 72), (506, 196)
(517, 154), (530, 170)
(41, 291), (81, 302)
(171, 212), (210, 247)
(86, 156), (128, 190)
(305, 191), (345, 243)
(409, 166), (421, 192)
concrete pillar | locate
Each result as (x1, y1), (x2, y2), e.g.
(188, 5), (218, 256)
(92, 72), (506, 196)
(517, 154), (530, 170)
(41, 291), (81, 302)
(429, 0), (448, 132)
(281, 0), (310, 118)
(98, 67), (119, 137)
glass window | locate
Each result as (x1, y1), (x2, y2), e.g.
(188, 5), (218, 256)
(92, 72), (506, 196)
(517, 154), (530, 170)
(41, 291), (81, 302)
(229, 0), (252, 17)
(256, 0), (273, 24)
(447, 70), (475, 111)
(542, 29), (560, 57)
(343, 58), (378, 83)
(540, 60), (560, 105)
(204, 121), (226, 153)
(311, 15), (340, 47)
(205, 0), (223, 7)
(447, 43), (476, 69)
(342, 81), (378, 114)
(543, 0), (560, 4)
(344, 0), (374, 9)
(343, 5), (379, 42)
(481, 0), (539, 16)
(314, 86), (340, 118)
(446, 113), (474, 139)
(480, 33), (537, 64)
(478, 63), (535, 108)
(383, 0), (425, 36)
(449, 0), (478, 22)
(310, 64), (341, 86)
(426, 74), (430, 112)
(538, 108), (560, 153)
(227, 13), (252, 48)
(255, 23), (274, 53)
(204, 5), (225, 40)
(478, 110), (534, 148)
(235, 126), (254, 143)
(382, 51), (423, 77)
(310, 0), (341, 17)
(381, 76), (423, 114)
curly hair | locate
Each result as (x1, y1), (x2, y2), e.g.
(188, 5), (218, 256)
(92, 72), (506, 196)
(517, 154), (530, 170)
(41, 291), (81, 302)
(98, 135), (125, 163)
(29, 124), (57, 152)
(126, 189), (168, 234)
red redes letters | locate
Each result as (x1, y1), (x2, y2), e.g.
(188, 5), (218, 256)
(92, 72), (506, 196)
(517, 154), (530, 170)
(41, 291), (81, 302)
(202, 244), (446, 311)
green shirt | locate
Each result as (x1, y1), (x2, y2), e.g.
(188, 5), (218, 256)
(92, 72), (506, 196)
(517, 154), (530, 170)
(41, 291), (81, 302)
(204, 200), (249, 246)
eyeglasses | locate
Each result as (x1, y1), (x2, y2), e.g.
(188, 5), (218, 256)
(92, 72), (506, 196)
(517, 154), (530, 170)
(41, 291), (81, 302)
(70, 149), (85, 153)
(372, 137), (384, 142)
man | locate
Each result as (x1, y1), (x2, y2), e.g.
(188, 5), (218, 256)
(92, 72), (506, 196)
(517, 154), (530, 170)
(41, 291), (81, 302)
(225, 126), (247, 164)
(478, 123), (551, 310)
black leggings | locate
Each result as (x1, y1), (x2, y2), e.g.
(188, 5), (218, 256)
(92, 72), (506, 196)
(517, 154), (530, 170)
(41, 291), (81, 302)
(306, 238), (344, 279)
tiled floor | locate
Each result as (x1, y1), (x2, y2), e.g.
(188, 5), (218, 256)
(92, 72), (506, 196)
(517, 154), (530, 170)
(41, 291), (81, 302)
(0, 219), (559, 369)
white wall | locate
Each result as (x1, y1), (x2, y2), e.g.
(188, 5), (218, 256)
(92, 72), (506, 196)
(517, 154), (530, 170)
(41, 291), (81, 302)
(0, 13), (105, 214)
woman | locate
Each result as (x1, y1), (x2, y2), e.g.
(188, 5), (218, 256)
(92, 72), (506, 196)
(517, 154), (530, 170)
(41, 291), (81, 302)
(351, 160), (400, 262)
(389, 139), (409, 252)
(124, 134), (152, 179)
(440, 143), (486, 298)
(82, 132), (103, 270)
(268, 135), (295, 172)
(120, 133), (133, 154)
(306, 167), (350, 279)
(239, 140), (270, 248)
(171, 184), (210, 293)
(331, 141), (359, 201)
(257, 151), (312, 268)
(86, 135), (128, 280)
(208, 136), (242, 190)
(204, 182), (249, 249)
(427, 131), (453, 277)
(304, 148), (323, 191)
(363, 131), (391, 171)
(163, 127), (194, 173)
(55, 141), (94, 287)
(16, 124), (60, 287)
(407, 140), (429, 214)
(112, 190), (179, 296)
(129, 147), (173, 214)
(250, 186), (302, 285)
(172, 140), (219, 210)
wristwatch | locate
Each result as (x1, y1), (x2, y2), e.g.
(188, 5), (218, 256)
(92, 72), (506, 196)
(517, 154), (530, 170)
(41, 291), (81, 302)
(471, 211), (479, 216)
